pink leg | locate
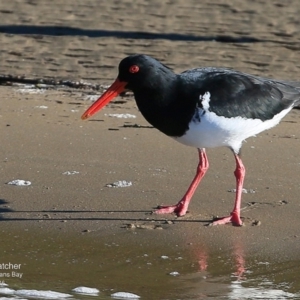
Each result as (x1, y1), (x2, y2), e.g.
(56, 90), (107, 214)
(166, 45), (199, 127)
(212, 153), (244, 226)
(155, 148), (209, 216)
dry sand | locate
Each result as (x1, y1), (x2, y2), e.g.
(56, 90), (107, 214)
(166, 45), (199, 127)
(1, 0), (300, 283)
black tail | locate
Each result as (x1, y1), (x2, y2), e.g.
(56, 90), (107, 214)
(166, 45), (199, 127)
(274, 79), (300, 108)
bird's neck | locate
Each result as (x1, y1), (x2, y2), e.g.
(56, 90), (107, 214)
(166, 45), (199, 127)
(133, 75), (197, 137)
(135, 74), (176, 106)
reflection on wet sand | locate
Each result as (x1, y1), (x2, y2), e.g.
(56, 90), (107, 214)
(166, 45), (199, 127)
(185, 239), (299, 299)
(0, 228), (299, 299)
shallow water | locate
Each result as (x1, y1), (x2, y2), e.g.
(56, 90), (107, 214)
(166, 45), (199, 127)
(0, 228), (299, 300)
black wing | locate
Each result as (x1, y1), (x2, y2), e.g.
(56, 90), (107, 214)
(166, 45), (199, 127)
(182, 68), (300, 121)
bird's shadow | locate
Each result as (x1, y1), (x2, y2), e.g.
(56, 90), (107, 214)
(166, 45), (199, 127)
(0, 199), (13, 213)
(0, 25), (262, 43)
(0, 199), (209, 223)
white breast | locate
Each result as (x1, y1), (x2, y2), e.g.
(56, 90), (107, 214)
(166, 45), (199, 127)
(174, 92), (292, 153)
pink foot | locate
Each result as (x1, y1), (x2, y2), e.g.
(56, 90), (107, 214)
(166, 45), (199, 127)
(153, 149), (208, 218)
(154, 201), (187, 217)
(211, 211), (243, 226)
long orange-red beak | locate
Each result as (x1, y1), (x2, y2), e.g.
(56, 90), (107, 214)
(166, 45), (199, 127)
(81, 79), (127, 120)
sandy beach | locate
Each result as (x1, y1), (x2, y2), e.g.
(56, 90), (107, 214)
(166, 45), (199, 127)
(1, 1), (300, 299)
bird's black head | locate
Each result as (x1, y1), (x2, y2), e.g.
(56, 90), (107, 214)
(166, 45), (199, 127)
(81, 54), (176, 121)
(117, 54), (174, 91)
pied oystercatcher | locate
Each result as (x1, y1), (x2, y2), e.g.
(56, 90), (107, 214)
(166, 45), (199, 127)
(81, 54), (300, 226)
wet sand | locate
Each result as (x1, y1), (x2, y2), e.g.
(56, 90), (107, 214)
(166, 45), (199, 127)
(1, 0), (300, 298)
(1, 84), (300, 253)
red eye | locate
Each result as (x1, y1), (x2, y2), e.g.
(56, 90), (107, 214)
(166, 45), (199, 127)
(129, 65), (139, 73)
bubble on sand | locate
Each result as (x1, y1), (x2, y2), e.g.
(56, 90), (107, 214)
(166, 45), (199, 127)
(228, 188), (255, 194)
(0, 287), (15, 295)
(0, 288), (71, 299)
(111, 291), (140, 299)
(85, 95), (99, 102)
(106, 180), (132, 188)
(14, 289), (72, 299)
(106, 113), (136, 119)
(35, 105), (48, 109)
(62, 171), (79, 175)
(7, 179), (31, 186)
(0, 282), (8, 287)
(72, 286), (99, 295)
(17, 85), (46, 94)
